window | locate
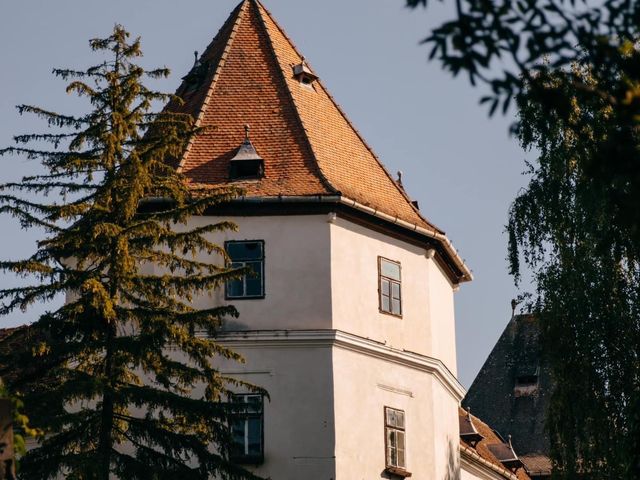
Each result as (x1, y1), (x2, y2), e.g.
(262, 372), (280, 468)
(385, 407), (409, 475)
(229, 159), (264, 180)
(225, 241), (264, 299)
(514, 367), (540, 397)
(379, 257), (402, 316)
(230, 394), (264, 464)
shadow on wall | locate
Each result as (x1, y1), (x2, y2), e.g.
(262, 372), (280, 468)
(445, 438), (460, 480)
(376, 438), (460, 479)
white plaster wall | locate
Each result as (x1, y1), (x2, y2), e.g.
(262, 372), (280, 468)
(431, 379), (462, 479)
(332, 346), (460, 479)
(427, 259), (458, 374)
(212, 341), (336, 479)
(461, 468), (477, 480)
(461, 459), (507, 480)
(155, 213), (458, 368)
(462, 466), (483, 480)
(184, 214), (333, 331)
(330, 216), (457, 364)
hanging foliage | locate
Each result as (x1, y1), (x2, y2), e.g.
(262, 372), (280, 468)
(508, 64), (640, 478)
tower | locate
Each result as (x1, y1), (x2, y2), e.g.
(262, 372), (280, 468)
(165, 1), (472, 477)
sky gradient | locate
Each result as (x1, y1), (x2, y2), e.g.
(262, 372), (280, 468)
(0, 0), (532, 388)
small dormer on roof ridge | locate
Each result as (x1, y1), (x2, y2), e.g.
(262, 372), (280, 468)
(487, 435), (524, 472)
(459, 407), (484, 447)
(181, 51), (210, 93)
(229, 125), (264, 180)
(292, 56), (318, 86)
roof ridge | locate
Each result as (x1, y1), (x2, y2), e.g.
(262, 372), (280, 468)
(253, 0), (435, 230)
(176, 1), (249, 173)
(252, 0), (337, 195)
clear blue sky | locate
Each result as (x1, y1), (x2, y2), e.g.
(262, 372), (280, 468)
(0, 0), (531, 388)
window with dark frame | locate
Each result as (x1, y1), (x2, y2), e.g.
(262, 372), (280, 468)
(225, 241), (264, 299)
(379, 257), (402, 316)
(229, 394), (264, 464)
(229, 159), (264, 180)
(385, 407), (407, 473)
(514, 367), (540, 397)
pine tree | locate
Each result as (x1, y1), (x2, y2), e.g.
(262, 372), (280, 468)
(0, 25), (263, 480)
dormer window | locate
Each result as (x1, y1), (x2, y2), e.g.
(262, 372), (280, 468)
(181, 51), (209, 96)
(229, 160), (264, 180)
(514, 367), (539, 397)
(459, 408), (484, 447)
(487, 436), (523, 472)
(229, 125), (264, 180)
(293, 58), (318, 89)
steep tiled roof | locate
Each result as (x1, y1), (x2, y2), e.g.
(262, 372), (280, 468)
(165, 0), (440, 232)
(459, 407), (532, 480)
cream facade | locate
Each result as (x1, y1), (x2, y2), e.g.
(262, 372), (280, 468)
(178, 212), (466, 478)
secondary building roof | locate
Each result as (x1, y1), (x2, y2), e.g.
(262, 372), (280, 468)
(459, 407), (532, 480)
(463, 314), (552, 478)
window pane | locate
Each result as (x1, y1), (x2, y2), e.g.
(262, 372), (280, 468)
(381, 278), (390, 296)
(381, 295), (390, 312)
(380, 259), (401, 280)
(397, 448), (405, 468)
(227, 277), (244, 298)
(397, 430), (405, 448)
(228, 241), (263, 261)
(247, 417), (262, 455)
(396, 411), (405, 429)
(387, 446), (396, 466)
(386, 408), (394, 426)
(392, 282), (401, 300)
(245, 395), (262, 413)
(245, 261), (263, 296)
(392, 298), (401, 315)
(230, 419), (245, 455)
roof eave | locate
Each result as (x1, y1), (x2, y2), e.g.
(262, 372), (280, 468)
(211, 193), (472, 284)
(460, 444), (519, 480)
(336, 196), (472, 283)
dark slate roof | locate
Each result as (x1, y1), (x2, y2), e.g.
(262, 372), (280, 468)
(463, 314), (552, 478)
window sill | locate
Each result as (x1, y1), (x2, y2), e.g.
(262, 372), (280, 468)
(379, 309), (403, 319)
(385, 466), (412, 478)
(225, 295), (266, 301)
(230, 455), (264, 465)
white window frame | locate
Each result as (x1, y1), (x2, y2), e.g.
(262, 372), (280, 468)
(384, 406), (407, 473)
(378, 257), (402, 317)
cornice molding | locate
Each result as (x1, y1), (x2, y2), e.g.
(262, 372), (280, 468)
(208, 329), (466, 401)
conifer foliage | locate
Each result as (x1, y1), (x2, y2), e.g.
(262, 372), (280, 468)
(0, 26), (261, 480)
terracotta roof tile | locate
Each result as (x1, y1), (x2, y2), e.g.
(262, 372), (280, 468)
(164, 0), (441, 232)
(520, 454), (552, 476)
(459, 407), (532, 480)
